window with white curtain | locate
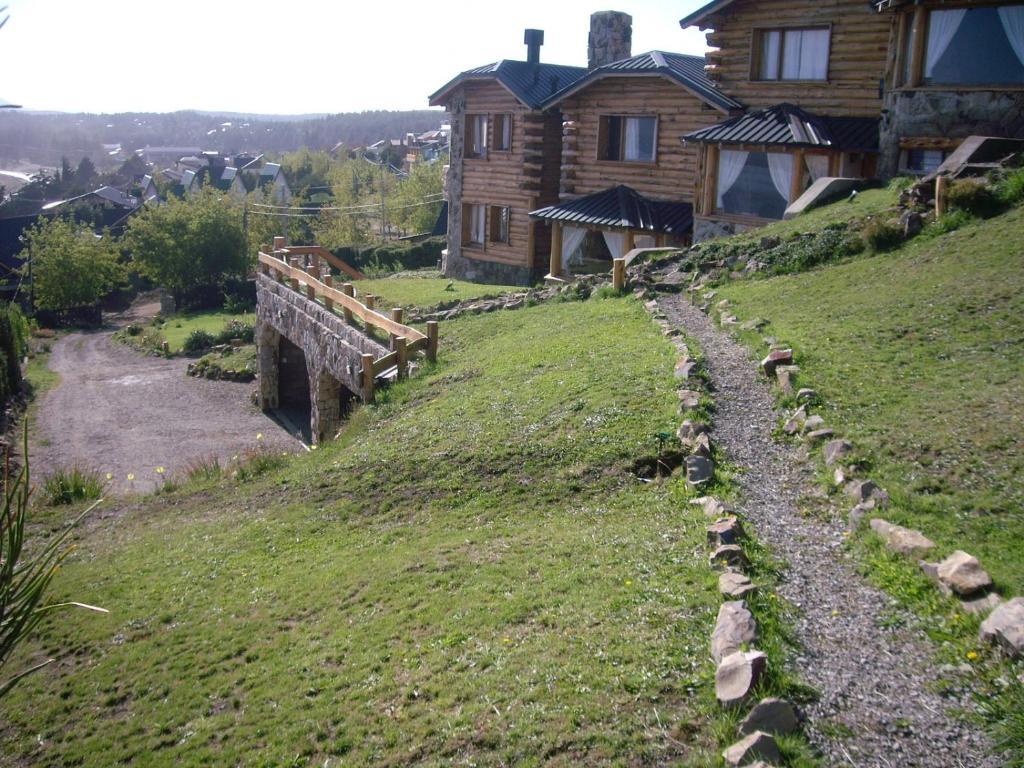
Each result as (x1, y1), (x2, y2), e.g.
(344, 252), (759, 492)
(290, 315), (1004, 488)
(900, 148), (948, 175)
(493, 114), (512, 151)
(463, 203), (486, 245)
(924, 5), (1024, 84)
(599, 116), (657, 162)
(466, 114), (488, 158)
(756, 27), (830, 81)
(716, 150), (792, 220)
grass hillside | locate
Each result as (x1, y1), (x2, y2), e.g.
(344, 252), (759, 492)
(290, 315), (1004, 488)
(2, 296), (769, 767)
(717, 203), (1024, 594)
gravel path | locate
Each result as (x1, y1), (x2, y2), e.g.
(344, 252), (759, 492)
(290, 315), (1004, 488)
(31, 322), (301, 495)
(656, 290), (996, 767)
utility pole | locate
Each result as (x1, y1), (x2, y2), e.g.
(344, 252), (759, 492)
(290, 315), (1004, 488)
(378, 157), (386, 240)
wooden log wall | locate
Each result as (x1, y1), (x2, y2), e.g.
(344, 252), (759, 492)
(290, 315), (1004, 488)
(558, 76), (724, 203)
(700, 0), (894, 117)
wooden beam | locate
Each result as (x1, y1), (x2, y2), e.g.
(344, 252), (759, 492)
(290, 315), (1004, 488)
(935, 174), (948, 217)
(395, 336), (408, 380)
(426, 321), (439, 363)
(612, 258), (626, 291)
(390, 307), (404, 350)
(790, 150), (806, 204)
(341, 282), (354, 323)
(705, 145), (720, 215)
(910, 6), (927, 87)
(550, 222), (563, 278)
(322, 274), (334, 312)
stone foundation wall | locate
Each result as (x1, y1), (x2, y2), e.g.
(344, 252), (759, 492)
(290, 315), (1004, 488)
(880, 89), (1024, 177)
(442, 248), (536, 286)
(693, 217), (758, 244)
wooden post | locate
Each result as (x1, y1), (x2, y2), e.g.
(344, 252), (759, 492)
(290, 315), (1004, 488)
(322, 274), (334, 312)
(273, 236), (286, 255)
(625, 230), (635, 254)
(550, 222), (563, 278)
(790, 150), (806, 203)
(828, 152), (842, 178)
(341, 283), (354, 323)
(612, 258), (626, 291)
(288, 257), (300, 291)
(935, 175), (948, 217)
(304, 265), (317, 300)
(365, 294), (376, 311)
(390, 307), (404, 350)
(705, 144), (720, 214)
(910, 6), (927, 87)
(395, 336), (408, 380)
(360, 353), (375, 403)
(426, 321), (439, 363)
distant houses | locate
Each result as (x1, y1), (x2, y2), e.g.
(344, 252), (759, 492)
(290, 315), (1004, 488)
(429, 3), (1024, 284)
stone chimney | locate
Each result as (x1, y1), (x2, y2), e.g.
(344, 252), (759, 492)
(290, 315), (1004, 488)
(525, 28), (544, 65)
(588, 11), (632, 70)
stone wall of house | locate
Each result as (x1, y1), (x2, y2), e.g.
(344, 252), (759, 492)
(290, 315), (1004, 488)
(441, 248), (534, 286)
(442, 92), (466, 280)
(588, 11), (632, 70)
(880, 89), (1024, 177)
(693, 217), (758, 244)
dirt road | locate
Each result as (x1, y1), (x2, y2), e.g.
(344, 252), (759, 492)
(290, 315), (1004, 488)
(30, 328), (302, 495)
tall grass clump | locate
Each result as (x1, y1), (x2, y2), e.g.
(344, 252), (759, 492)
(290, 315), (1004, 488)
(182, 328), (216, 353)
(41, 466), (105, 506)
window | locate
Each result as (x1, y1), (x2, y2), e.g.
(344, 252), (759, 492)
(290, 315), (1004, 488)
(493, 114), (512, 151)
(755, 27), (830, 81)
(715, 149), (794, 220)
(599, 116), (657, 162)
(466, 114), (488, 158)
(489, 206), (510, 243)
(901, 148), (948, 175)
(463, 203), (486, 245)
(923, 6), (1024, 85)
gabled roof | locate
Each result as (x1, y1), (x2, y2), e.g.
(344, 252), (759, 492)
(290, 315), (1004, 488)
(429, 60), (587, 109)
(213, 166), (238, 191)
(529, 185), (693, 235)
(683, 103), (880, 152)
(679, 0), (741, 29)
(543, 50), (742, 113)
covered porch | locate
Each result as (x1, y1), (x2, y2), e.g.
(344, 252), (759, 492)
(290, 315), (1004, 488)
(529, 185), (693, 280)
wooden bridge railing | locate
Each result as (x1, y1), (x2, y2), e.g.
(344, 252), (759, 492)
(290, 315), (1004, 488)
(258, 243), (438, 403)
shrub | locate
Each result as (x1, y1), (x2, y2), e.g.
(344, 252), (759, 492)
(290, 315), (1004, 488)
(234, 449), (287, 482)
(182, 329), (216, 353)
(861, 218), (904, 252)
(214, 319), (255, 345)
(41, 466), (105, 506)
(768, 225), (864, 274)
(946, 179), (1001, 218)
(332, 237), (444, 276)
(184, 456), (223, 483)
(223, 292), (255, 314)
(996, 168), (1024, 207)
(925, 209), (973, 237)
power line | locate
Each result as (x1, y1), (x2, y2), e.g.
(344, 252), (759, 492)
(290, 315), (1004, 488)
(246, 196), (445, 218)
(250, 193), (443, 213)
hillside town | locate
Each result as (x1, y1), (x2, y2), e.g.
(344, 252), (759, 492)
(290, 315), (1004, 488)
(1, 3), (1023, 767)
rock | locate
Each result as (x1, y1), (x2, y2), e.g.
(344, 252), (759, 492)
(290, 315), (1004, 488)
(869, 519), (936, 557)
(937, 550), (993, 597)
(760, 349), (793, 378)
(979, 597), (1024, 657)
(848, 500), (876, 528)
(901, 210), (924, 238)
(690, 432), (713, 458)
(708, 517), (744, 546)
(796, 388), (817, 403)
(962, 592), (1002, 617)
(716, 651), (768, 707)
(677, 420), (709, 445)
(700, 497), (734, 518)
(845, 479), (886, 504)
(775, 364), (800, 376)
(675, 358), (699, 380)
(686, 455), (714, 485)
(782, 406), (807, 435)
(805, 428), (834, 443)
(721, 314), (739, 326)
(823, 439), (854, 467)
(775, 368), (794, 395)
(739, 318), (767, 331)
(678, 389), (702, 409)
(716, 298), (730, 309)
(712, 601), (758, 663)
(833, 467), (848, 486)
(738, 698), (799, 737)
(710, 545), (749, 570)
(723, 731), (781, 766)
(719, 571), (757, 598)
(802, 414), (825, 433)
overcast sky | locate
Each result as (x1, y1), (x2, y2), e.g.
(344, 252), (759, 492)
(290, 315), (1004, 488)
(1, 0), (710, 114)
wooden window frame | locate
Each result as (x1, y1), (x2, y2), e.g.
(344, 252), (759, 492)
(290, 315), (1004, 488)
(488, 205), (510, 244)
(465, 114), (488, 159)
(492, 113), (512, 153)
(749, 24), (833, 83)
(462, 202), (487, 247)
(596, 114), (659, 165)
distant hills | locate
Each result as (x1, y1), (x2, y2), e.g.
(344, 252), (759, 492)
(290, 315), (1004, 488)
(0, 109), (446, 168)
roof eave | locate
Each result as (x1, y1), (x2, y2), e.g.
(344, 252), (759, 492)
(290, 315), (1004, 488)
(678, 0), (737, 29)
(542, 69), (737, 113)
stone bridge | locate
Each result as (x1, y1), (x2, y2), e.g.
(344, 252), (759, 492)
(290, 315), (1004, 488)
(255, 245), (437, 444)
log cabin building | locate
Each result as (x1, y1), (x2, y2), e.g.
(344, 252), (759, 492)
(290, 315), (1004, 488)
(530, 45), (743, 278)
(428, 31), (585, 285)
(679, 0), (894, 241)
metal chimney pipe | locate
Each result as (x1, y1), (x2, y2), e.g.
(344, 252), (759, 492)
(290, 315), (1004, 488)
(524, 28), (544, 64)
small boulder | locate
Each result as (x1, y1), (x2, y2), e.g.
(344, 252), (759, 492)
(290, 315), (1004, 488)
(823, 439), (854, 467)
(782, 406), (807, 435)
(678, 420), (709, 445)
(775, 368), (794, 395)
(723, 731), (781, 767)
(760, 349), (793, 378)
(796, 388), (817, 403)
(675, 358), (699, 380)
(739, 318), (767, 331)
(738, 697), (799, 736)
(979, 597), (1024, 657)
(845, 479), (887, 504)
(901, 210), (924, 238)
(937, 550), (993, 597)
(716, 298), (730, 309)
(701, 497), (734, 518)
(690, 432), (713, 458)
(962, 592), (1002, 617)
(869, 519), (935, 557)
(686, 455), (714, 485)
(719, 571), (757, 599)
(833, 466), (848, 486)
(712, 600), (758, 663)
(716, 651), (768, 708)
(708, 517), (744, 546)
(678, 389), (702, 409)
(802, 415), (825, 433)
(848, 500), (876, 528)
(710, 545), (749, 570)
(805, 428), (834, 443)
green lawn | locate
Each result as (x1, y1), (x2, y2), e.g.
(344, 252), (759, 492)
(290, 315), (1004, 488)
(1, 296), (819, 766)
(354, 274), (521, 310)
(160, 310), (255, 352)
(717, 205), (1024, 594)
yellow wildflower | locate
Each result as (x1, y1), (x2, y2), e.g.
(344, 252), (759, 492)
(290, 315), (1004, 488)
(967, 650), (979, 662)
(127, 473), (135, 481)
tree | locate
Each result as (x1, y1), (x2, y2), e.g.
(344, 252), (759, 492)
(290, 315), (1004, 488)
(313, 158), (372, 249)
(390, 160), (445, 235)
(125, 189), (247, 301)
(75, 156), (97, 189)
(21, 217), (122, 310)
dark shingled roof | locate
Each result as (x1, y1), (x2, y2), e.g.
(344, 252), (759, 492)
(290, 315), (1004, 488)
(429, 60), (587, 109)
(543, 50), (742, 112)
(678, 0), (740, 29)
(529, 185), (693, 235)
(683, 103), (880, 152)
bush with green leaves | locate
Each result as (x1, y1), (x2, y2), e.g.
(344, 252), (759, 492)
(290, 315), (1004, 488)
(20, 217), (123, 311)
(214, 319), (255, 345)
(861, 217), (904, 252)
(947, 179), (1001, 218)
(182, 328), (216, 353)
